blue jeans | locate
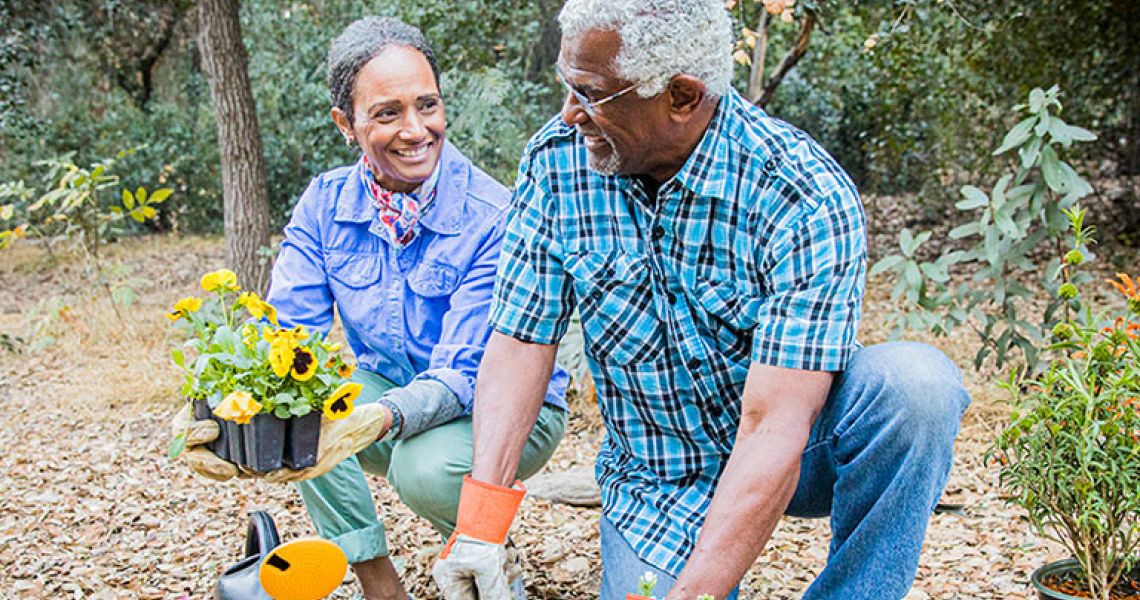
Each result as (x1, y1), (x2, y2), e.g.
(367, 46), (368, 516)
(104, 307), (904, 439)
(599, 342), (971, 599)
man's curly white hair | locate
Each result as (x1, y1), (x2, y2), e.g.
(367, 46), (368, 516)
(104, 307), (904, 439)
(558, 0), (734, 98)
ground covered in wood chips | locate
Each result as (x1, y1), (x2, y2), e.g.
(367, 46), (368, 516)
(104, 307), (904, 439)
(0, 234), (1076, 600)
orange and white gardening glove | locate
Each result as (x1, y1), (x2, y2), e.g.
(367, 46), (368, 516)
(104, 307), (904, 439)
(431, 475), (526, 600)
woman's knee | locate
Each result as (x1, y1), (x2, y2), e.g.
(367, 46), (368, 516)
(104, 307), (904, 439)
(387, 436), (466, 523)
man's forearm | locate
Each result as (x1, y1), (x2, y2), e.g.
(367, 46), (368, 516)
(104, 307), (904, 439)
(470, 331), (557, 486)
(666, 420), (808, 599)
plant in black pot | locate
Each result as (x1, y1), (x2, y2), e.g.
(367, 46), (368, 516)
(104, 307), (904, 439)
(990, 210), (1140, 600)
(167, 268), (361, 473)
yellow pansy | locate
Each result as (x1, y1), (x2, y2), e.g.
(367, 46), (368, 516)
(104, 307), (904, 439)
(291, 346), (317, 381)
(214, 391), (262, 424)
(323, 382), (361, 420)
(241, 323), (259, 348)
(337, 362), (356, 379)
(263, 324), (308, 345)
(269, 339), (295, 378)
(238, 292), (280, 325)
(166, 296), (203, 322)
(200, 269), (240, 293)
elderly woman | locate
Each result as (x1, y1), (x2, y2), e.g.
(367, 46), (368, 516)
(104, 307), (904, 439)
(181, 16), (568, 600)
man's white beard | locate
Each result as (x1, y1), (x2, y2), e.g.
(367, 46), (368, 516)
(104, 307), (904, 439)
(580, 128), (622, 176)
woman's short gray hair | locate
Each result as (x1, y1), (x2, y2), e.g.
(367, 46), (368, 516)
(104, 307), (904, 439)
(558, 0), (734, 98)
(327, 17), (440, 123)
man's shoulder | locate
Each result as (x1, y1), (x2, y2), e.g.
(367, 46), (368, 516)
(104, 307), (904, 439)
(520, 116), (579, 170)
(721, 92), (859, 210)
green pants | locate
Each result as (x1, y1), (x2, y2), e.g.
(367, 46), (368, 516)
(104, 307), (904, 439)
(294, 369), (567, 564)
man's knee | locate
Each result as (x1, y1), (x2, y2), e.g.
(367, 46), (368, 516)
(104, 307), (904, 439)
(847, 342), (971, 438)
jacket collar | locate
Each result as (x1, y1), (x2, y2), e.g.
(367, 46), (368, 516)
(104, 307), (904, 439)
(333, 140), (468, 236)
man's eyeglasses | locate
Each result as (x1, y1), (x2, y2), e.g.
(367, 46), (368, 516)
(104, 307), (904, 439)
(555, 66), (638, 117)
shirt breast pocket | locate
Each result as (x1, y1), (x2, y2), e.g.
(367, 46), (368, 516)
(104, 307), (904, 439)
(564, 251), (663, 365)
(407, 261), (461, 298)
(694, 280), (756, 364)
(327, 250), (382, 289)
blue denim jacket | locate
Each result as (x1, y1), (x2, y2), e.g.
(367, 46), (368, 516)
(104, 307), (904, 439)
(267, 141), (568, 415)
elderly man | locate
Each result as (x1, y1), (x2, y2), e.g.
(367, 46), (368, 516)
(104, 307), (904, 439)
(432, 1), (971, 598)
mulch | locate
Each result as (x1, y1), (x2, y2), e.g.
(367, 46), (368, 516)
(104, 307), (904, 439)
(0, 233), (1074, 599)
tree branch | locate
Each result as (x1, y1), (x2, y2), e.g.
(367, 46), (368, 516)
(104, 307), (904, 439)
(753, 13), (816, 108)
(746, 11), (770, 102)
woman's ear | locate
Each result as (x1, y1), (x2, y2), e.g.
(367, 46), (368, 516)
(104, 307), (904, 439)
(331, 107), (354, 145)
(666, 75), (707, 121)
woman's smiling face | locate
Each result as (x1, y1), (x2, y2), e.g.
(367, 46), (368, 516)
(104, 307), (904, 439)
(334, 44), (445, 193)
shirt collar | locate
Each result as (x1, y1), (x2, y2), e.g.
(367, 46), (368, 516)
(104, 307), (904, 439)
(660, 90), (737, 200)
(334, 140), (468, 235)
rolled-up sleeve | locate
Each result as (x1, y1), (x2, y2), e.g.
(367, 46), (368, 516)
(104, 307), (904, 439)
(751, 187), (866, 373)
(489, 154), (576, 345)
(266, 178), (335, 335)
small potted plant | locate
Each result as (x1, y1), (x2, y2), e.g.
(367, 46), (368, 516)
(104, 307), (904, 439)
(991, 208), (1140, 600)
(627, 571), (658, 600)
(626, 571), (715, 600)
(167, 269), (361, 472)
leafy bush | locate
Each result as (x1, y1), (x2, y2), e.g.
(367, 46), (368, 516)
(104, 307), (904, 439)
(990, 210), (1140, 600)
(873, 86), (1097, 372)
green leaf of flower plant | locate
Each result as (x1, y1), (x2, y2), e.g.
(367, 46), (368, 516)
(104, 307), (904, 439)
(149, 188), (172, 204)
(122, 188), (135, 209)
(994, 117), (1036, 156)
(168, 431), (187, 459)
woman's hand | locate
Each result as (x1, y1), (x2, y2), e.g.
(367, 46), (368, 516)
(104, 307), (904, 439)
(170, 404), (246, 481)
(264, 403), (392, 483)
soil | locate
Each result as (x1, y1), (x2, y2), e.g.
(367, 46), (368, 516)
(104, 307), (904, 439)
(1041, 569), (1140, 600)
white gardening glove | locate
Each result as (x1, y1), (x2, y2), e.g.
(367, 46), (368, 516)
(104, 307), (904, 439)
(431, 476), (527, 600)
(432, 534), (511, 599)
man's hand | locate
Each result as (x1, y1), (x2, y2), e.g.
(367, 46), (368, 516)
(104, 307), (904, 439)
(432, 535), (511, 599)
(170, 403), (244, 481)
(431, 476), (526, 600)
(264, 403), (392, 483)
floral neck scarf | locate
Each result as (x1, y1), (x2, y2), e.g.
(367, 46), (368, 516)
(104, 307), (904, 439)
(360, 154), (440, 249)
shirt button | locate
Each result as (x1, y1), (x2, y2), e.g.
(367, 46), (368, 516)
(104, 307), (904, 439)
(687, 358), (701, 370)
(590, 289), (603, 301)
(652, 225), (665, 241)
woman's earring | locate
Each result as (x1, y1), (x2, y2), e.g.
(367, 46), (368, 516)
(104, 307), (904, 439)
(344, 136), (354, 147)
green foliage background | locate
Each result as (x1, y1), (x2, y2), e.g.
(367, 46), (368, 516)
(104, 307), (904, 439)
(1, 0), (1137, 236)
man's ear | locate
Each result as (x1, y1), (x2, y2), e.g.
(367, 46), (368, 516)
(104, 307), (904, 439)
(666, 75), (707, 121)
(331, 107), (353, 142)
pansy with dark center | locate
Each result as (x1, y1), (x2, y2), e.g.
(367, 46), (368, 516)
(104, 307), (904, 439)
(291, 346), (317, 381)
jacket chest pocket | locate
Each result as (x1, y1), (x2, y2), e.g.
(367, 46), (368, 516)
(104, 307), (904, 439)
(407, 261), (461, 298)
(327, 250), (382, 289)
(564, 251), (663, 365)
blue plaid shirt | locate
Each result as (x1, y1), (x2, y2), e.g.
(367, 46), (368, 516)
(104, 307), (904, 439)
(490, 89), (866, 575)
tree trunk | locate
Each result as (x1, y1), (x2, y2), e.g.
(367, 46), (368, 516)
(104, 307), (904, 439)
(197, 0), (271, 294)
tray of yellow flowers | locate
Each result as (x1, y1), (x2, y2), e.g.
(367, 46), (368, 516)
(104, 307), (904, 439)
(167, 269), (360, 472)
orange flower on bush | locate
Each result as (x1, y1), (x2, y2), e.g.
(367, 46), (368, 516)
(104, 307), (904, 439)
(1107, 273), (1140, 316)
